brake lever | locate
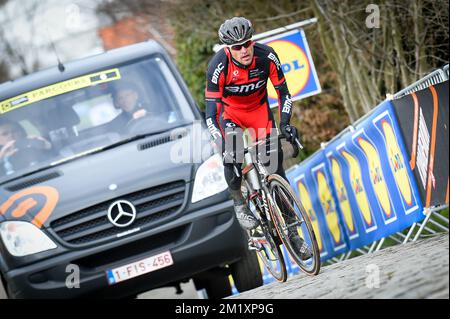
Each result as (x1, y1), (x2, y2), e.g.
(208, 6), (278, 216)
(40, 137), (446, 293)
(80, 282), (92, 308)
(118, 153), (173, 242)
(294, 138), (304, 150)
(280, 132), (304, 150)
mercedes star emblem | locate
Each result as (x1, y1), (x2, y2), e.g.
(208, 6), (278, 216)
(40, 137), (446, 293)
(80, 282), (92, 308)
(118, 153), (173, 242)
(107, 200), (137, 228)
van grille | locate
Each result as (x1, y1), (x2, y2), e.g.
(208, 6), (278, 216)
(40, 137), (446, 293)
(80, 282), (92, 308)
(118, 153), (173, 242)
(50, 181), (186, 246)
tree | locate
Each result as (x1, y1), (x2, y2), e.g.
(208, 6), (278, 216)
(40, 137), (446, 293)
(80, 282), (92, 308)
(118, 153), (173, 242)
(310, 0), (449, 120)
(0, 0), (42, 80)
(0, 62), (9, 85)
(0, 0), (9, 83)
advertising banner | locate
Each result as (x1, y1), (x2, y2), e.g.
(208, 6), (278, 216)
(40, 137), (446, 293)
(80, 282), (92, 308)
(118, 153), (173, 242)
(392, 81), (449, 207)
(286, 100), (424, 257)
(325, 101), (424, 250)
(287, 151), (348, 262)
(260, 29), (321, 107)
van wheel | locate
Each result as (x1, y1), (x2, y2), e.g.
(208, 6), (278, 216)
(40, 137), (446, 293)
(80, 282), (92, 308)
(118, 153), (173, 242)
(0, 275), (10, 299)
(194, 273), (232, 299)
(230, 248), (263, 293)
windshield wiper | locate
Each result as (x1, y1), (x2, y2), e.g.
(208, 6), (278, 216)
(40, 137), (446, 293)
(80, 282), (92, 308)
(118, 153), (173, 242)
(0, 121), (193, 186)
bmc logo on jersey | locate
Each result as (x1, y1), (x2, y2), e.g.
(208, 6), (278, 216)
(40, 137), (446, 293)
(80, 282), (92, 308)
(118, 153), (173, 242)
(225, 80), (267, 94)
(268, 52), (281, 70)
(211, 62), (224, 85)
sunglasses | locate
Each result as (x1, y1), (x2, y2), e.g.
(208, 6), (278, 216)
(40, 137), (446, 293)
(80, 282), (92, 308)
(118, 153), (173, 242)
(230, 40), (253, 51)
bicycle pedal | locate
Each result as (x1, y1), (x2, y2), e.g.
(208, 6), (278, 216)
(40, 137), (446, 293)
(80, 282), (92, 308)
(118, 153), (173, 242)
(247, 242), (262, 251)
(248, 238), (265, 251)
(248, 244), (261, 252)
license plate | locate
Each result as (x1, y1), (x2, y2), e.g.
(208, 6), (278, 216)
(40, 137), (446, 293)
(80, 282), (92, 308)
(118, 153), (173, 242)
(106, 251), (174, 285)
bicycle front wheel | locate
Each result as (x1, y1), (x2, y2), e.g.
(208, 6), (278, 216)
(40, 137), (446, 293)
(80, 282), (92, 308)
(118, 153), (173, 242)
(267, 174), (321, 276)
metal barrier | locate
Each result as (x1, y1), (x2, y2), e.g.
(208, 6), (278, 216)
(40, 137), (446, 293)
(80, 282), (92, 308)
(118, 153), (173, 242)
(325, 205), (448, 265)
(394, 64), (449, 99)
(315, 64), (449, 154)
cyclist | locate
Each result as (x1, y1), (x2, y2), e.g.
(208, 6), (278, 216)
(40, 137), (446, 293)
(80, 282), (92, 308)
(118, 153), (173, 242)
(205, 17), (311, 259)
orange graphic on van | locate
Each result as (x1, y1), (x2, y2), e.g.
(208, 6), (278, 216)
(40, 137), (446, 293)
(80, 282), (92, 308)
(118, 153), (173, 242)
(0, 186), (59, 228)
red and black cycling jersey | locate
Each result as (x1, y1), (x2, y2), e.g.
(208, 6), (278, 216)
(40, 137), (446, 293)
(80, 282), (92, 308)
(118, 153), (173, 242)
(205, 42), (293, 143)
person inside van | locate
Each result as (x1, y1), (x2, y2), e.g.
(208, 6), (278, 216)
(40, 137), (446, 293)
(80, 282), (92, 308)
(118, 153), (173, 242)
(0, 119), (52, 174)
(109, 81), (149, 129)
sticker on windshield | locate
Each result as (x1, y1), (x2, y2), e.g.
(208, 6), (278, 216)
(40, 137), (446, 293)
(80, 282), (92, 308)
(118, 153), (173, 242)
(0, 68), (121, 114)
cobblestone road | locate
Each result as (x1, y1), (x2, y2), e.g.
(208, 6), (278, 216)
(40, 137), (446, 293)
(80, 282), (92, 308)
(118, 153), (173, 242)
(1, 234), (447, 299)
(231, 234), (449, 299)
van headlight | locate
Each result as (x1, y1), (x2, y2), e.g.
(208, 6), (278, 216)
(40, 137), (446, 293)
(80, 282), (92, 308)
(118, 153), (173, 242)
(0, 221), (57, 257)
(191, 154), (228, 203)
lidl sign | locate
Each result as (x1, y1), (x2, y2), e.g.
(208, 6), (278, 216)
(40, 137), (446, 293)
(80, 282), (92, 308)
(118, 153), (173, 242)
(260, 29), (321, 107)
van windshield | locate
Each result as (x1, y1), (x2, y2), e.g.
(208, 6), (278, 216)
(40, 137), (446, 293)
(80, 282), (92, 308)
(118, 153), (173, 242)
(0, 56), (195, 183)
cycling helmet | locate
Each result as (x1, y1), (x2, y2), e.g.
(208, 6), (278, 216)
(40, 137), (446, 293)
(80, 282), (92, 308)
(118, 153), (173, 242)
(218, 17), (254, 45)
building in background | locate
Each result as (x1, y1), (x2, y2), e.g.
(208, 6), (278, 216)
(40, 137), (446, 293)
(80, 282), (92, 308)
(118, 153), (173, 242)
(0, 0), (176, 83)
(98, 14), (176, 57)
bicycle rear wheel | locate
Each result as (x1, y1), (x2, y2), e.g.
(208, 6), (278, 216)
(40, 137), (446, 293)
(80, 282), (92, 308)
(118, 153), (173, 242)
(267, 174), (321, 276)
(248, 228), (287, 283)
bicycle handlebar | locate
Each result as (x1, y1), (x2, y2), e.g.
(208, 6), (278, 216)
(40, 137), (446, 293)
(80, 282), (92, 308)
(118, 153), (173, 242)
(283, 125), (303, 150)
(240, 134), (303, 154)
(227, 134), (303, 176)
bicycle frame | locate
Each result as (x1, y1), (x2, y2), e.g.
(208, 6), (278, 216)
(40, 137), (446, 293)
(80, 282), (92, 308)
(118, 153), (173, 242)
(237, 135), (321, 276)
(241, 134), (303, 233)
(241, 138), (281, 232)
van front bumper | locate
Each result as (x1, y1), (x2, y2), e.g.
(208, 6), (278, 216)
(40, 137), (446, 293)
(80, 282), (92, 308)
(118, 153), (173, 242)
(2, 199), (247, 299)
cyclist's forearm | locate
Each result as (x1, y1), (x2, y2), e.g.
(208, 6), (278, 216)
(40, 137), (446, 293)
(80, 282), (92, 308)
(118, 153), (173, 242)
(276, 81), (293, 125)
(205, 99), (225, 149)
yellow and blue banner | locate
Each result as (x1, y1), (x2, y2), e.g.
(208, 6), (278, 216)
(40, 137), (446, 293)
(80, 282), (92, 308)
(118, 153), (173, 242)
(288, 151), (349, 262)
(286, 100), (424, 258)
(261, 29), (321, 107)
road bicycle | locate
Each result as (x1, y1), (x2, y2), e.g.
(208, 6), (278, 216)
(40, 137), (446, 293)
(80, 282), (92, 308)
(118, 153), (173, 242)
(235, 133), (321, 281)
